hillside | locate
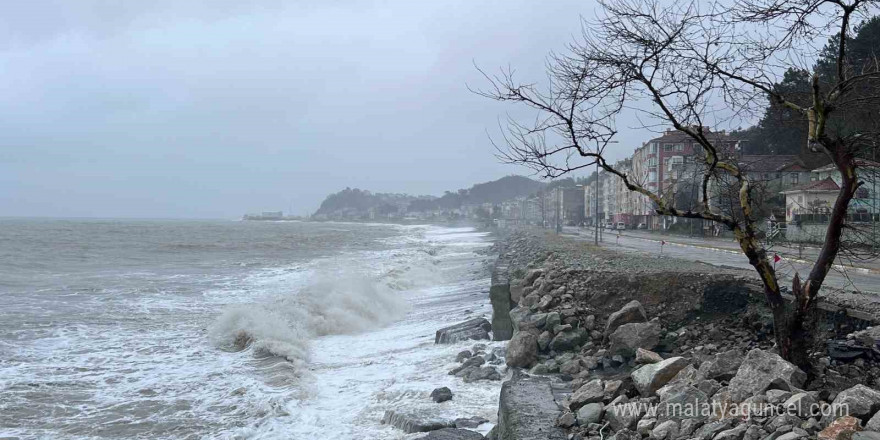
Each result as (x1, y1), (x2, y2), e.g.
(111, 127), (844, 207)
(313, 175), (545, 218)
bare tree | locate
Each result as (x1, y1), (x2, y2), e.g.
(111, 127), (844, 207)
(476, 0), (880, 370)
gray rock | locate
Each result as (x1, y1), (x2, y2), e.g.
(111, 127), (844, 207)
(612, 428), (642, 440)
(490, 266), (515, 341)
(867, 411), (880, 431)
(636, 348), (663, 364)
(782, 392), (819, 418)
(608, 321), (661, 357)
(463, 366), (501, 383)
(584, 314), (596, 331)
(656, 382), (710, 423)
(766, 390), (794, 405)
(651, 420), (679, 439)
(569, 379), (605, 412)
(632, 356), (690, 397)
(559, 359), (581, 375)
(679, 418), (702, 437)
(826, 384), (880, 422)
(691, 419), (734, 440)
(605, 299), (648, 336)
(382, 410), (454, 433)
(454, 416), (489, 428)
(696, 379), (721, 398)
(696, 349), (743, 382)
(765, 414), (803, 432)
(776, 432), (808, 440)
(556, 412), (576, 428)
(431, 387), (453, 403)
(638, 418), (657, 435)
(456, 350), (473, 363)
(435, 318), (492, 344)
(450, 356), (485, 375)
(727, 349), (806, 403)
(577, 402), (604, 425)
(510, 306), (532, 332)
(495, 371), (567, 440)
(522, 268), (544, 287)
(549, 329), (584, 352)
(545, 312), (562, 330)
(420, 428), (485, 440)
(714, 423), (748, 440)
(537, 331), (552, 352)
(605, 401), (644, 431)
(853, 433), (880, 440)
(506, 331), (538, 368)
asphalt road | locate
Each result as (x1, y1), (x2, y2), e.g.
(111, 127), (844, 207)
(562, 226), (880, 296)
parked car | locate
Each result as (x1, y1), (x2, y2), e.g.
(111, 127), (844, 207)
(616, 222), (626, 230)
(637, 223), (647, 229)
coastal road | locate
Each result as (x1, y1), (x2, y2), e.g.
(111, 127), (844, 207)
(562, 226), (880, 297)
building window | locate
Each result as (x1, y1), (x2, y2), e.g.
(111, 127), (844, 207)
(650, 143), (658, 153)
(674, 144), (683, 151)
(664, 144), (673, 151)
(798, 195), (803, 203)
(790, 173), (799, 185)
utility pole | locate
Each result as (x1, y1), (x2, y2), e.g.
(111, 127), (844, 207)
(556, 187), (562, 234)
(595, 161), (600, 245)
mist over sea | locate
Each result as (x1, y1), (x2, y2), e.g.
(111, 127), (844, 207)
(0, 219), (499, 439)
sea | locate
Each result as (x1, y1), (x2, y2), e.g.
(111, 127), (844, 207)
(0, 219), (502, 439)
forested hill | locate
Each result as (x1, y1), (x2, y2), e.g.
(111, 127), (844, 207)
(405, 175), (543, 212)
(313, 175), (544, 216)
(313, 188), (429, 216)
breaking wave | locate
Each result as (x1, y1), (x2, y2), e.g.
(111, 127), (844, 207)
(209, 267), (415, 367)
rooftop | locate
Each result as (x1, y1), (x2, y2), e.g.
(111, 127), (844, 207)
(781, 177), (840, 194)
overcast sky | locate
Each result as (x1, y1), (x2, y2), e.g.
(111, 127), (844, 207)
(0, 0), (659, 218)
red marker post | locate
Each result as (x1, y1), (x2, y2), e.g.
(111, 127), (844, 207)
(773, 253), (781, 271)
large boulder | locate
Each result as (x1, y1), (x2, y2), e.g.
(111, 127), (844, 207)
(727, 349), (807, 402)
(506, 331), (539, 368)
(431, 387), (453, 403)
(605, 401), (645, 431)
(577, 402), (604, 425)
(826, 384), (880, 423)
(382, 410), (454, 433)
(697, 349), (744, 382)
(549, 329), (585, 352)
(495, 371), (567, 440)
(632, 357), (690, 397)
(462, 366), (502, 383)
(608, 321), (661, 357)
(435, 318), (491, 344)
(867, 411), (880, 431)
(569, 379), (605, 412)
(656, 382), (710, 423)
(521, 268), (544, 288)
(490, 265), (515, 341)
(421, 428), (485, 440)
(605, 300), (648, 336)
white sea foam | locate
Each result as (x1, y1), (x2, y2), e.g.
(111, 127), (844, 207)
(209, 269), (411, 365)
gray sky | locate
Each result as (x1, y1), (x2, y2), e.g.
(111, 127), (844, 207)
(0, 0), (653, 218)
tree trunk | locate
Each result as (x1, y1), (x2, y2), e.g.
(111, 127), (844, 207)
(772, 287), (815, 374)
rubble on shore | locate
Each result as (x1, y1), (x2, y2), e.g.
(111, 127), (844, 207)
(486, 230), (880, 440)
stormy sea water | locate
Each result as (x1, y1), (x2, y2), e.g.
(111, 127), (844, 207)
(0, 219), (501, 439)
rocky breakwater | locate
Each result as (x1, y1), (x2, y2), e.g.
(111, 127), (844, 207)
(487, 229), (880, 440)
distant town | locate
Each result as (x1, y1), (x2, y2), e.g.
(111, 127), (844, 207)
(273, 127), (880, 246)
